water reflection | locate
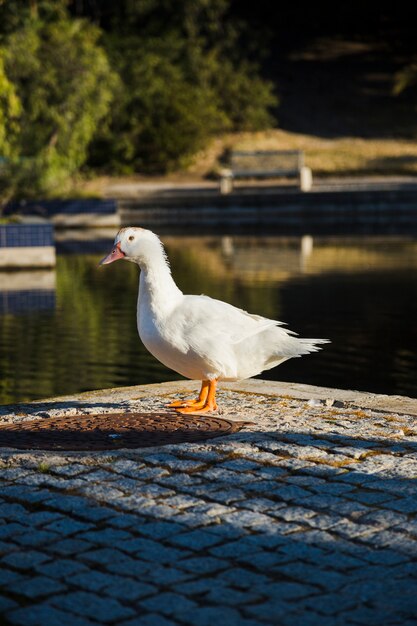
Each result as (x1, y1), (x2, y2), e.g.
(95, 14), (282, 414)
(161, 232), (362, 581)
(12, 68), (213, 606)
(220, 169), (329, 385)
(0, 235), (416, 403)
(0, 271), (56, 314)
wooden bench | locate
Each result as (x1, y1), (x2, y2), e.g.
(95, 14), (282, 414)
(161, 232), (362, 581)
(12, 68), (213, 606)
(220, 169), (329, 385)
(219, 150), (313, 193)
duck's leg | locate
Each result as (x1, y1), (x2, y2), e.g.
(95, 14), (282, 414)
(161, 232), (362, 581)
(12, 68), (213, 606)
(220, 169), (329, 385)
(168, 380), (209, 408)
(175, 379), (218, 414)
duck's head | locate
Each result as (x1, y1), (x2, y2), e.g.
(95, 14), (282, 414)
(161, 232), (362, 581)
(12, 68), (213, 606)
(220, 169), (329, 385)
(99, 227), (162, 266)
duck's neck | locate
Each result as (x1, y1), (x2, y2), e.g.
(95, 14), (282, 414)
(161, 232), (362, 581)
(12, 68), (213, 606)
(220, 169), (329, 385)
(137, 241), (182, 318)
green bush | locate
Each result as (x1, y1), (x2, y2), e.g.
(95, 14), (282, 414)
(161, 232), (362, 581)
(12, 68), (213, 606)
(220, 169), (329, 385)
(88, 0), (277, 174)
(0, 12), (117, 197)
(0, 0), (278, 191)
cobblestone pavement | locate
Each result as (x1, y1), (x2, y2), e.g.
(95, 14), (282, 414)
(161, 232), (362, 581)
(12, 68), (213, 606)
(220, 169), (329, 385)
(1, 380), (417, 626)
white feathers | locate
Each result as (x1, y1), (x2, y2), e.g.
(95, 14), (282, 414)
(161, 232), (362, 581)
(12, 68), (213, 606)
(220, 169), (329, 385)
(113, 228), (329, 382)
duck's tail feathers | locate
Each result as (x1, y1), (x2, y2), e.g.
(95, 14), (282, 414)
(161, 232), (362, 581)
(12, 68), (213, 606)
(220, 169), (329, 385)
(297, 337), (331, 355)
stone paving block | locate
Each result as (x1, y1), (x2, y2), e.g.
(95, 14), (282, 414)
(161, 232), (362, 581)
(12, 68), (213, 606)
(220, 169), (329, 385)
(79, 484), (126, 501)
(0, 595), (18, 613)
(28, 511), (64, 526)
(120, 615), (177, 626)
(106, 476), (144, 493)
(273, 484), (312, 502)
(168, 529), (222, 551)
(117, 537), (187, 563)
(68, 570), (121, 593)
(221, 510), (276, 529)
(359, 509), (408, 529)
(79, 547), (130, 566)
(180, 449), (227, 463)
(106, 557), (152, 579)
(177, 556), (229, 575)
(144, 565), (192, 586)
(278, 611), (350, 626)
(158, 473), (203, 488)
(272, 505), (316, 522)
(343, 605), (401, 625)
(136, 466), (170, 480)
(199, 487), (247, 504)
(36, 558), (88, 578)
(383, 496), (417, 514)
(0, 502), (28, 520)
(51, 590), (136, 622)
(2, 550), (50, 570)
(203, 584), (262, 607)
(203, 523), (246, 540)
(209, 539), (262, 559)
(138, 484), (176, 498)
(303, 592), (358, 616)
(163, 494), (203, 509)
(8, 603), (96, 626)
(51, 464), (90, 477)
(219, 459), (261, 472)
(0, 568), (25, 585)
(197, 467), (259, 485)
(245, 598), (293, 622)
(14, 529), (60, 547)
(311, 550), (365, 570)
(142, 452), (179, 465)
(278, 541), (327, 562)
(0, 539), (15, 554)
(346, 490), (393, 506)
(140, 591), (197, 616)
(104, 578), (157, 602)
(44, 518), (93, 535)
(139, 521), (186, 540)
(0, 523), (28, 540)
(48, 538), (94, 556)
(162, 458), (207, 472)
(44, 495), (94, 514)
(108, 513), (145, 529)
(177, 606), (255, 626)
(78, 527), (133, 547)
(249, 465), (287, 480)
(239, 549), (291, 571)
(217, 567), (270, 589)
(110, 459), (145, 473)
(6, 575), (67, 598)
(260, 581), (318, 600)
(234, 497), (276, 513)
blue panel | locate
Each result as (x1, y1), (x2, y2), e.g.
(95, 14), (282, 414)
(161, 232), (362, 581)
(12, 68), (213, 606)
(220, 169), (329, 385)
(0, 290), (55, 314)
(0, 224), (54, 248)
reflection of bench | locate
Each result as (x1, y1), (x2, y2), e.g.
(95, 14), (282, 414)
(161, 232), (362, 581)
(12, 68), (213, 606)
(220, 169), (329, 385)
(219, 150), (313, 194)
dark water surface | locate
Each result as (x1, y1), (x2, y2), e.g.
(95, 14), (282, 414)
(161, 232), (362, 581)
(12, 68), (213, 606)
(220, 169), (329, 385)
(1, 235), (417, 404)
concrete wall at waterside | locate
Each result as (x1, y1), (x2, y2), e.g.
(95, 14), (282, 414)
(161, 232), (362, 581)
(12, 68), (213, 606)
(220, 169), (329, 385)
(120, 188), (417, 235)
(5, 200), (120, 229)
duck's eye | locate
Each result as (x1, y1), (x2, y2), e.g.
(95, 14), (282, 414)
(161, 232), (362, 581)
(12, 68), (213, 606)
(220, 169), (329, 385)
(128, 235), (134, 241)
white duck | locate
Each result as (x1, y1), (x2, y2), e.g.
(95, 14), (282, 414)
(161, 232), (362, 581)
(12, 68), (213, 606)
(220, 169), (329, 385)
(100, 227), (329, 414)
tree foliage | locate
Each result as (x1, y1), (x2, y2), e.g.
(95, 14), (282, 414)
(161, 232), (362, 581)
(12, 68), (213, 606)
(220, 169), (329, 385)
(0, 0), (277, 193)
(0, 4), (117, 196)
(88, 0), (276, 173)
(0, 53), (21, 160)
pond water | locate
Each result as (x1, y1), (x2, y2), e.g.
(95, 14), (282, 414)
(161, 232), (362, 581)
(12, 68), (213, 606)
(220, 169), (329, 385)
(1, 234), (417, 404)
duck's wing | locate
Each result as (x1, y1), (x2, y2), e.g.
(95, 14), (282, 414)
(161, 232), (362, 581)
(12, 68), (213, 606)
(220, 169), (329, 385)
(174, 295), (289, 346)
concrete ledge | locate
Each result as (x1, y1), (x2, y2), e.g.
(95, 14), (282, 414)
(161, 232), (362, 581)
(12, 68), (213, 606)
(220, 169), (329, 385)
(6, 379), (416, 417)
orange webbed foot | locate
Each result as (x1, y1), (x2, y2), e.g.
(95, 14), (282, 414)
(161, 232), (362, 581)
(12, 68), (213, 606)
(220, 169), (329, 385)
(174, 379), (218, 415)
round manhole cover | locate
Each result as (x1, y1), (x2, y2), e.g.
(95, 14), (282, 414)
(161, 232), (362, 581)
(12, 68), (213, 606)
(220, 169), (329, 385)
(0, 412), (248, 451)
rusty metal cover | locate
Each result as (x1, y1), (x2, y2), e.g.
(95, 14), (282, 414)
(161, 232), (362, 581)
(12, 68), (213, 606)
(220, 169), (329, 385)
(0, 412), (248, 451)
